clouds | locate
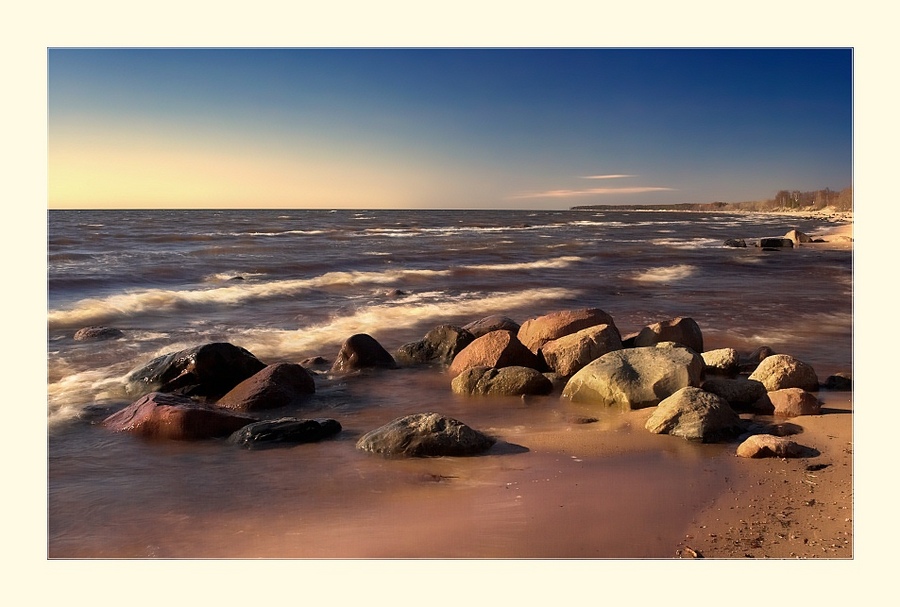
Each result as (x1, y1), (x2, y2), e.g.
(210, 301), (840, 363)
(508, 174), (674, 200)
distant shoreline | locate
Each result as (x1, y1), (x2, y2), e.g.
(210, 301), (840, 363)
(571, 204), (852, 224)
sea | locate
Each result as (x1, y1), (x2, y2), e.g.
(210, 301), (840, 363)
(47, 208), (853, 558)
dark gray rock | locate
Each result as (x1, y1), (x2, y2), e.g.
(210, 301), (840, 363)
(330, 334), (398, 374)
(758, 237), (794, 249)
(124, 342), (267, 400)
(395, 325), (475, 366)
(824, 373), (852, 391)
(645, 387), (745, 443)
(723, 238), (747, 248)
(462, 315), (521, 338)
(228, 417), (341, 450)
(356, 412), (495, 457)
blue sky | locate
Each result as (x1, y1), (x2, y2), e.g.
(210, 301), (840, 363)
(48, 48), (852, 209)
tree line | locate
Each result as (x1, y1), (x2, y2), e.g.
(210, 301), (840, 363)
(572, 187), (853, 213)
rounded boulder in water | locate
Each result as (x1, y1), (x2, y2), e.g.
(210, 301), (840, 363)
(356, 412), (495, 457)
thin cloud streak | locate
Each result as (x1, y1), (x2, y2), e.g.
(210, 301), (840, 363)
(509, 186), (675, 200)
(580, 174), (636, 180)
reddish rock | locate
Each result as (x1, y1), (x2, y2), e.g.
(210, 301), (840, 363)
(517, 308), (617, 354)
(215, 362), (315, 411)
(540, 323), (622, 377)
(633, 316), (703, 353)
(758, 387), (821, 417)
(102, 392), (255, 441)
(448, 330), (543, 377)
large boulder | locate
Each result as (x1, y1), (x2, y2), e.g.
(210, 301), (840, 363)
(74, 326), (124, 341)
(756, 388), (822, 417)
(395, 325), (475, 366)
(462, 315), (521, 338)
(701, 348), (740, 377)
(102, 392), (255, 441)
(451, 366), (553, 397)
(633, 316), (703, 353)
(356, 412), (495, 457)
(540, 324), (623, 378)
(736, 434), (818, 459)
(561, 343), (704, 410)
(448, 330), (543, 377)
(215, 362), (316, 411)
(645, 387), (745, 443)
(330, 334), (398, 374)
(124, 342), (267, 400)
(748, 354), (819, 392)
(517, 308), (617, 355)
(700, 377), (768, 411)
(228, 417), (341, 450)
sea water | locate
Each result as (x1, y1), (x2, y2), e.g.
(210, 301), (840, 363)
(47, 209), (852, 557)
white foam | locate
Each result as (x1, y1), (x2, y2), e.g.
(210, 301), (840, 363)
(48, 257), (585, 329)
(632, 265), (697, 283)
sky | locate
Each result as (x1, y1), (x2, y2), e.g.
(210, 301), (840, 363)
(47, 47), (852, 210)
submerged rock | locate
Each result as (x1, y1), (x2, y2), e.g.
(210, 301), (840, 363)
(74, 326), (124, 341)
(395, 324), (475, 366)
(356, 412), (495, 457)
(228, 417), (342, 450)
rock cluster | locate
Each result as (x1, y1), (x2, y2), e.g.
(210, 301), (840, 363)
(96, 305), (846, 461)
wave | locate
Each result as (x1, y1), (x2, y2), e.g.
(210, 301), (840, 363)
(48, 257), (585, 329)
(231, 287), (583, 361)
(632, 265), (697, 283)
(649, 237), (723, 249)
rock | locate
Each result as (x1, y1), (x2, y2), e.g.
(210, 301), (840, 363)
(227, 417), (341, 449)
(701, 348), (740, 377)
(74, 326), (124, 341)
(645, 387), (745, 443)
(736, 434), (818, 459)
(356, 412), (495, 457)
(738, 346), (777, 374)
(748, 354), (819, 392)
(451, 366), (553, 397)
(448, 330), (543, 377)
(301, 356), (329, 367)
(517, 308), (617, 354)
(395, 325), (475, 366)
(700, 377), (769, 411)
(561, 343), (704, 410)
(215, 362), (316, 412)
(124, 342), (267, 400)
(758, 237), (794, 249)
(824, 373), (852, 391)
(756, 388), (822, 417)
(540, 324), (623, 378)
(102, 392), (255, 441)
(785, 229), (813, 245)
(462, 315), (520, 338)
(633, 316), (703, 353)
(723, 238), (747, 248)
(330, 334), (398, 374)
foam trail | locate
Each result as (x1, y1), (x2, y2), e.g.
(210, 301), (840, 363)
(632, 265), (697, 283)
(48, 257), (585, 329)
